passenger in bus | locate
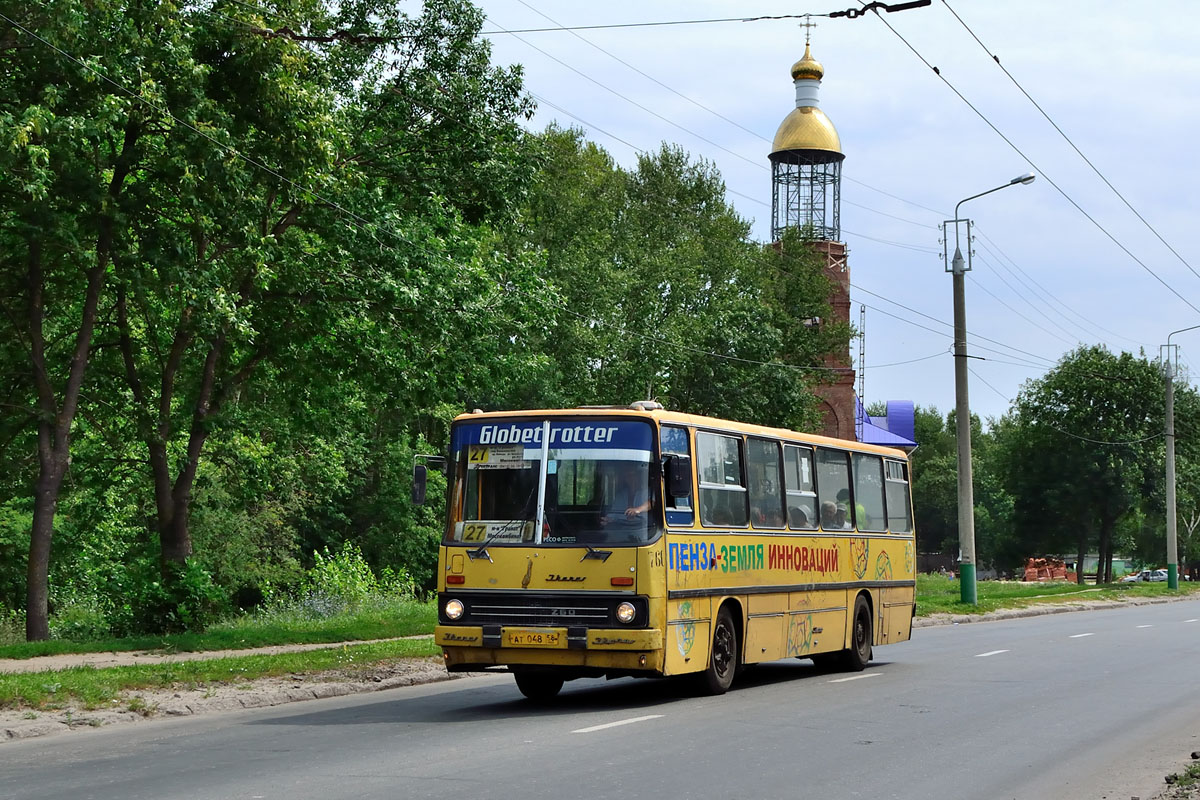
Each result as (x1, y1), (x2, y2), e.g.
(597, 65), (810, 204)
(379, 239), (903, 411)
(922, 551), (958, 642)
(820, 501), (839, 529)
(834, 503), (852, 529)
(789, 506), (810, 528)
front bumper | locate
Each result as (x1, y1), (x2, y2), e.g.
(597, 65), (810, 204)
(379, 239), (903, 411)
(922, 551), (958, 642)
(436, 625), (664, 672)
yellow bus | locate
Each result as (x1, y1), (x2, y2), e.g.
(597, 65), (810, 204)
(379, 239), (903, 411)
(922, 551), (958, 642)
(414, 401), (915, 700)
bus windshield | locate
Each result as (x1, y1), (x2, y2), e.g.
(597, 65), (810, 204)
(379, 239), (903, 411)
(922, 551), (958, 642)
(447, 418), (656, 546)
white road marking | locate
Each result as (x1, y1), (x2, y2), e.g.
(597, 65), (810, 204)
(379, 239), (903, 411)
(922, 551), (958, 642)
(975, 649), (1010, 657)
(1186, 619), (1198, 623)
(572, 714), (664, 734)
(1069, 633), (1094, 638)
(1137, 625), (1153, 629)
(828, 672), (882, 683)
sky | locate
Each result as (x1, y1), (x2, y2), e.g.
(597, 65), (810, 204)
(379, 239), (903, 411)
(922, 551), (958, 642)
(473, 0), (1200, 426)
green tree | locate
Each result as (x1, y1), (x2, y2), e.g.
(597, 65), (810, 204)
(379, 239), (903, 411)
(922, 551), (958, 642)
(511, 127), (844, 429)
(2, 0), (543, 636)
(999, 346), (1163, 583)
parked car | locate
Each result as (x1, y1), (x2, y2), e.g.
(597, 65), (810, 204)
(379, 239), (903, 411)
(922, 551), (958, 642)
(1123, 569), (1169, 583)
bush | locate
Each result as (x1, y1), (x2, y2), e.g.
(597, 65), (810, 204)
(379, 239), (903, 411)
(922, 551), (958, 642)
(0, 607), (24, 646)
(109, 560), (228, 637)
(47, 594), (110, 641)
(262, 542), (417, 621)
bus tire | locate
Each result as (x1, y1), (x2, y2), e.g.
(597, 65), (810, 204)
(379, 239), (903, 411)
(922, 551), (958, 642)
(514, 670), (564, 702)
(699, 606), (739, 695)
(842, 595), (873, 672)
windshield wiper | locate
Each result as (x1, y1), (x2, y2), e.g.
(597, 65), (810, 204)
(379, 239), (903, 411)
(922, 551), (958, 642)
(469, 485), (538, 561)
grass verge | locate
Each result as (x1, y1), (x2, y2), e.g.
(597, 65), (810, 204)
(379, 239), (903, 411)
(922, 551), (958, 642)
(0, 637), (442, 711)
(0, 599), (436, 661)
(916, 573), (1200, 616)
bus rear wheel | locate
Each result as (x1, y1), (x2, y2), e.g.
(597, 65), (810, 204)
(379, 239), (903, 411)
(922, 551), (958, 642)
(513, 669), (564, 702)
(842, 595), (873, 671)
(699, 606), (739, 695)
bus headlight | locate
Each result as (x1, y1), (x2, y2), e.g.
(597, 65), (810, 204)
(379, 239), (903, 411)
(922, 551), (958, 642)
(615, 602), (636, 624)
(444, 599), (465, 621)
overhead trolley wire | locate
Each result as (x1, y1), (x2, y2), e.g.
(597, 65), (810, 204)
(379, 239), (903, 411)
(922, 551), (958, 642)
(864, 4), (1200, 316)
(942, 0), (1200, 286)
(480, 12), (831, 36)
(972, 226), (1148, 349)
(490, 4), (946, 235)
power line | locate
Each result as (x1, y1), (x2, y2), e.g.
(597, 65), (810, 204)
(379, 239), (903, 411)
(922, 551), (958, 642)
(968, 267), (1077, 347)
(492, 4), (947, 238)
(849, 282), (1060, 367)
(491, 20), (767, 173)
(480, 12), (830, 36)
(865, 4), (1200, 316)
(942, 0), (1200, 286)
(972, 226), (1147, 349)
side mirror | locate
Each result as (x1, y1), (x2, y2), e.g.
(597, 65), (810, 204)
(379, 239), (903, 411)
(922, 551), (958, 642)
(665, 455), (693, 498)
(412, 464), (428, 506)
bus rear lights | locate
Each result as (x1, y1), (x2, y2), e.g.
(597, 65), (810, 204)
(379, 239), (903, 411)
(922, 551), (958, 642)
(610, 577), (634, 587)
(444, 599), (465, 620)
(616, 602), (637, 624)
(446, 575), (465, 585)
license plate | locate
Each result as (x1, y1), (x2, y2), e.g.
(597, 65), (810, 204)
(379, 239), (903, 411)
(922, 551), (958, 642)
(506, 629), (561, 647)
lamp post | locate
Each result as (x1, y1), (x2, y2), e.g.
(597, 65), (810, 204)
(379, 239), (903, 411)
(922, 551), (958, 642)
(1164, 324), (1200, 590)
(945, 172), (1036, 604)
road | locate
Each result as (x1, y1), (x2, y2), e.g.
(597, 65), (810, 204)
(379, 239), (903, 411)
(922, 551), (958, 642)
(3, 599), (1197, 800)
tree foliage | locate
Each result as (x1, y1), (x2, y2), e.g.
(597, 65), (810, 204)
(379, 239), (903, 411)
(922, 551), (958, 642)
(996, 346), (1165, 582)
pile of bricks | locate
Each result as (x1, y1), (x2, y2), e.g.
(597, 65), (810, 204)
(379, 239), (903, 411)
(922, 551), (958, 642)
(1022, 557), (1069, 582)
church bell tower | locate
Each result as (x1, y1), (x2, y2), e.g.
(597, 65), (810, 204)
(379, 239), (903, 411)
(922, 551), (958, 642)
(769, 37), (855, 440)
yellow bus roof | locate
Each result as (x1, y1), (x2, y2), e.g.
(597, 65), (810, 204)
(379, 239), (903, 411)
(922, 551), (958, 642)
(452, 406), (910, 460)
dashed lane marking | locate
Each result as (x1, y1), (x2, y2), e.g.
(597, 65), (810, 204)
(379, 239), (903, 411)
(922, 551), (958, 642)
(572, 715), (664, 734)
(1069, 633), (1095, 638)
(975, 649), (1009, 657)
(828, 673), (882, 684)
(1137, 625), (1153, 629)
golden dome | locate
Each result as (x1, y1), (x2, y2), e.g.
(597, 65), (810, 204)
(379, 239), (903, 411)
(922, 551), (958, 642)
(770, 106), (842, 155)
(790, 43), (824, 81)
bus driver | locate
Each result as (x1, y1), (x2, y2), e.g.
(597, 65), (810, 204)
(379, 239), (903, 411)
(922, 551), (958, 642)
(600, 462), (650, 528)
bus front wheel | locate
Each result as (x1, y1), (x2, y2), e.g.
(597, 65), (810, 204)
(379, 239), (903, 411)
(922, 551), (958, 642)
(513, 669), (564, 702)
(700, 606), (739, 695)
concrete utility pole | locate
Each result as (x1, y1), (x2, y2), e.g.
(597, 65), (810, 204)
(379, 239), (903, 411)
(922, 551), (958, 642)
(945, 172), (1035, 605)
(1163, 325), (1200, 590)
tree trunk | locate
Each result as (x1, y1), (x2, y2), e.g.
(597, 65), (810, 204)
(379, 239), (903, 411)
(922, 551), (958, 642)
(24, 231), (109, 639)
(26, 462), (64, 641)
(1097, 515), (1114, 584)
(1076, 530), (1087, 586)
(158, 337), (222, 567)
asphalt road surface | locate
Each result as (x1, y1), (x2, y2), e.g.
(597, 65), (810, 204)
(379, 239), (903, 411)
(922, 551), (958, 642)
(3, 599), (1198, 800)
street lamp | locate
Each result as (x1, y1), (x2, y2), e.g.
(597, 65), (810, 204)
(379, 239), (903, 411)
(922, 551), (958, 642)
(944, 172), (1036, 604)
(1163, 324), (1200, 590)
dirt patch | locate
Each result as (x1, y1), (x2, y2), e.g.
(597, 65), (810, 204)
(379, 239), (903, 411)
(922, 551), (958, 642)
(1, 656), (468, 742)
(0, 636), (426, 674)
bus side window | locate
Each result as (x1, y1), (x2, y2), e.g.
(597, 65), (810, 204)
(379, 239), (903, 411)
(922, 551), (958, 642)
(852, 453), (886, 532)
(884, 459), (913, 533)
(784, 445), (818, 530)
(697, 432), (748, 528)
(747, 438), (785, 529)
(816, 448), (852, 530)
(661, 425), (694, 526)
